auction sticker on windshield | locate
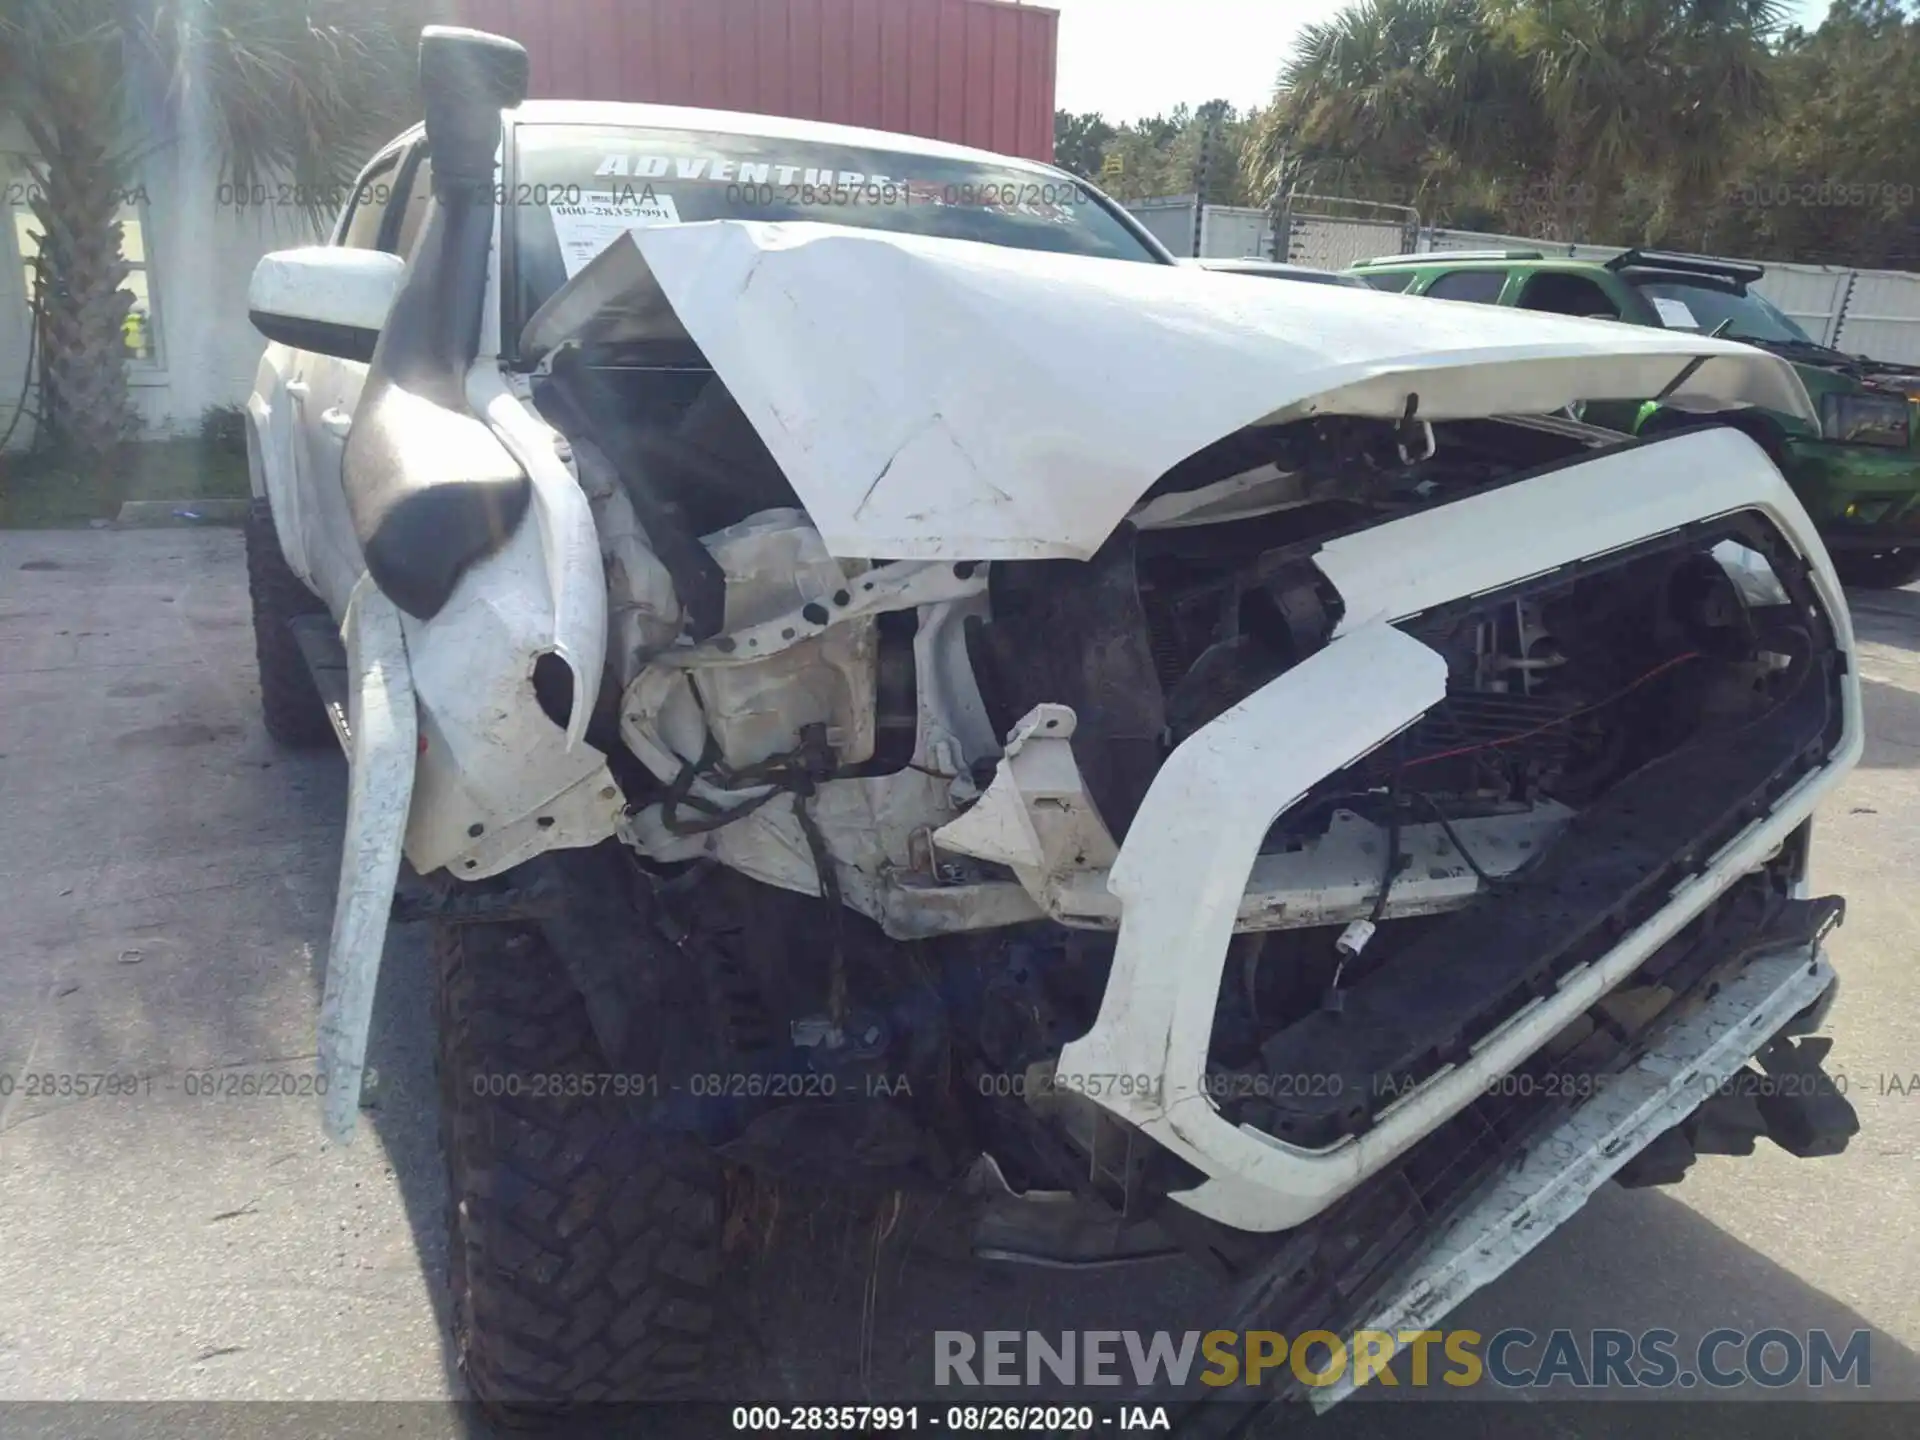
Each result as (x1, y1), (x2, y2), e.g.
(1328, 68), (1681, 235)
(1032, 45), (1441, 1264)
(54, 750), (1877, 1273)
(1650, 295), (1699, 329)
(550, 187), (682, 277)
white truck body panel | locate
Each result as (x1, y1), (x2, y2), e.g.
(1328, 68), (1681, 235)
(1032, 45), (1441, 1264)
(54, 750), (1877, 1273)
(523, 219), (1815, 562)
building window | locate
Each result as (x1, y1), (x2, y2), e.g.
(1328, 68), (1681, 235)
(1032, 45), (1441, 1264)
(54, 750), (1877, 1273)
(13, 199), (160, 365)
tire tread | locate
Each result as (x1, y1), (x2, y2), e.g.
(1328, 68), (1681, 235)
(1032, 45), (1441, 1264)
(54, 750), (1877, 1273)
(435, 921), (721, 1410)
(245, 500), (334, 748)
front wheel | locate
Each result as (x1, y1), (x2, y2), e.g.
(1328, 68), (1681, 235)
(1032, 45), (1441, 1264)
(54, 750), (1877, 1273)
(435, 919), (722, 1410)
(1833, 547), (1920, 591)
(244, 499), (334, 747)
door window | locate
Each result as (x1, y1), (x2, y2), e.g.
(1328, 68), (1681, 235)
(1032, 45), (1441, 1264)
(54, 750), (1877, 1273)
(1359, 270), (1417, 293)
(1424, 269), (1509, 304)
(391, 154), (436, 262)
(335, 155), (402, 249)
(1517, 271), (1622, 320)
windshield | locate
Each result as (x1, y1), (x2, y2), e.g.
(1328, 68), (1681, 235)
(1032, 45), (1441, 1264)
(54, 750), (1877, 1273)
(1631, 278), (1815, 345)
(508, 122), (1162, 331)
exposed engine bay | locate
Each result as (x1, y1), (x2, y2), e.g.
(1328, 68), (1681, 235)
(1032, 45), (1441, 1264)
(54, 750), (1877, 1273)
(253, 43), (1866, 1415)
(510, 351), (1853, 1242)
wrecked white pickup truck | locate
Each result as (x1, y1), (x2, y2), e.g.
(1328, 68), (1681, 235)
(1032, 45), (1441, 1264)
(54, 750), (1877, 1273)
(243, 26), (1862, 1415)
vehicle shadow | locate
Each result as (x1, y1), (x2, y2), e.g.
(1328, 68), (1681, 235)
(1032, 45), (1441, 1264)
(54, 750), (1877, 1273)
(683, 1166), (1920, 1421)
(1843, 582), (1920, 628)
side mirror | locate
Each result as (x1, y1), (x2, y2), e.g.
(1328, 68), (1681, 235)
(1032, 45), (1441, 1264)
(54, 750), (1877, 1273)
(248, 248), (407, 362)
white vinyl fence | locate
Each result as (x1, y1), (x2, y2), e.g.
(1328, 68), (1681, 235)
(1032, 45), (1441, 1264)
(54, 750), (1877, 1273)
(1130, 196), (1417, 272)
(1130, 197), (1920, 367)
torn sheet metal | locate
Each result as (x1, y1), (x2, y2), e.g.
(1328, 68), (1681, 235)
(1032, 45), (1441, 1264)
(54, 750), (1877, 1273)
(519, 220), (1813, 561)
(317, 578), (417, 1142)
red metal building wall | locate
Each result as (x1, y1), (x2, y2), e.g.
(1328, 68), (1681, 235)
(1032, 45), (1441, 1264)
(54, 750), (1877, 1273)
(453, 0), (1059, 161)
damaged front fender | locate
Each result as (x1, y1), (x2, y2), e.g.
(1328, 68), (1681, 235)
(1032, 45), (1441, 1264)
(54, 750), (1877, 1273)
(316, 577), (417, 1140)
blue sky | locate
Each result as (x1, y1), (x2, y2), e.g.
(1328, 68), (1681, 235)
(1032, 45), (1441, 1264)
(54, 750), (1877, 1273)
(1052, 0), (1836, 122)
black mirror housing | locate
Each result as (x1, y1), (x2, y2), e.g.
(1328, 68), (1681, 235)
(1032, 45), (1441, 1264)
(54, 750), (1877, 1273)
(418, 26), (529, 187)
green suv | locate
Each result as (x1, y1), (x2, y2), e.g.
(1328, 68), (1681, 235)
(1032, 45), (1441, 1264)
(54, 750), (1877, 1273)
(1350, 247), (1920, 588)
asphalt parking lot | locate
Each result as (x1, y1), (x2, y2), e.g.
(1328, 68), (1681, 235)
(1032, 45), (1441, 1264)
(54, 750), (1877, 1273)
(2, 525), (1918, 1435)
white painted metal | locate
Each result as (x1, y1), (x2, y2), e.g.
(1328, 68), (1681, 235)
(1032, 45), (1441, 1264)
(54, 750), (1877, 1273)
(1316, 427), (1821, 634)
(1052, 430), (1862, 1232)
(615, 554), (991, 918)
(933, 703), (1120, 911)
(246, 247), (406, 334)
(468, 365), (606, 750)
(245, 361), (315, 587)
(243, 115), (1871, 1219)
(1197, 204), (1271, 260)
(316, 579), (417, 1141)
(0, 139), (35, 452)
(1316, 944), (1836, 1409)
(395, 464), (624, 878)
(1126, 195), (1202, 257)
(526, 220), (1813, 564)
(1055, 622), (1444, 1228)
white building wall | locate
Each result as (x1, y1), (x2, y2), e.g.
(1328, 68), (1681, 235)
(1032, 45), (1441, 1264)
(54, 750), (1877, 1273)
(134, 136), (323, 437)
(1825, 269), (1920, 366)
(2, 115), (322, 452)
(1746, 264), (1852, 346)
(1128, 195), (1200, 258)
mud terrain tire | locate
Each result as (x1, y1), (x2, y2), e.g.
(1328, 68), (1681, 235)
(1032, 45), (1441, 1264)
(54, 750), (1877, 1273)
(434, 919), (722, 1409)
(245, 499), (333, 748)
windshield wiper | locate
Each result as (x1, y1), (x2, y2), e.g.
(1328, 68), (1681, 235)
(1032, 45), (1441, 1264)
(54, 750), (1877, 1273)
(1742, 334), (1854, 364)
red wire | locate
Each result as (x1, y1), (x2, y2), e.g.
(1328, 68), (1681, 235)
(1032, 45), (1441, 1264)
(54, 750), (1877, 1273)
(1402, 650), (1704, 770)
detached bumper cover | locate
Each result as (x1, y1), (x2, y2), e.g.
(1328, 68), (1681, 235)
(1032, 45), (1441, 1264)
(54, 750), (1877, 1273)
(1055, 427), (1864, 1234)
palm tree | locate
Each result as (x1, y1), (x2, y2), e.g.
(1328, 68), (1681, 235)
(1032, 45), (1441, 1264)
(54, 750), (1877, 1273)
(0, 0), (424, 462)
(1252, 0), (1787, 241)
(1483, 0), (1787, 237)
(1245, 0), (1545, 214)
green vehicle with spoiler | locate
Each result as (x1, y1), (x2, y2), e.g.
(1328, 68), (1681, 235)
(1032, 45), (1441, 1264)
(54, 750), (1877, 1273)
(1349, 247), (1920, 588)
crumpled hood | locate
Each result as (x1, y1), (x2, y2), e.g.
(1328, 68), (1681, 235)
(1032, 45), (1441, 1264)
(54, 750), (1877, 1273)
(523, 220), (1817, 561)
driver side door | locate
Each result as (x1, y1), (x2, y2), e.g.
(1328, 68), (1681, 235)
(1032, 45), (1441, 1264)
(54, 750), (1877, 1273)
(293, 144), (434, 615)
